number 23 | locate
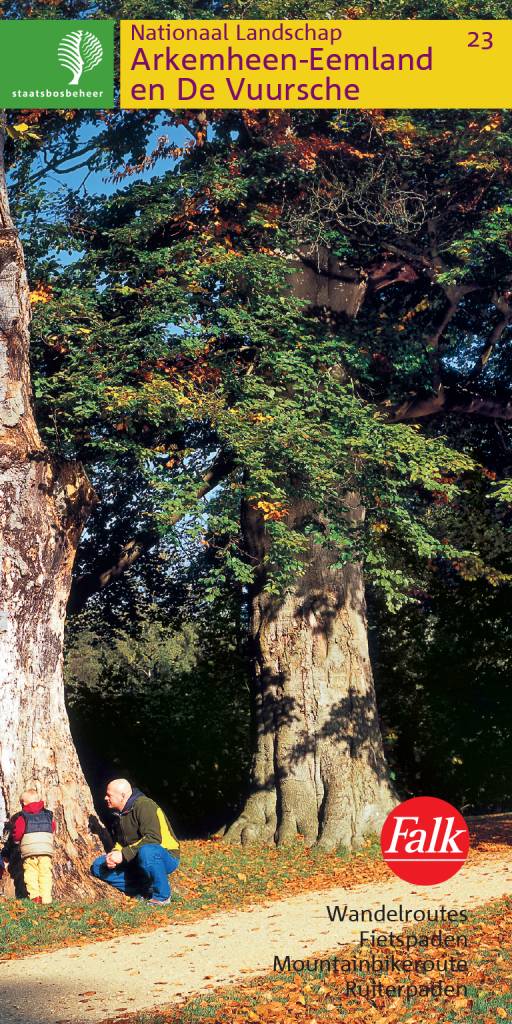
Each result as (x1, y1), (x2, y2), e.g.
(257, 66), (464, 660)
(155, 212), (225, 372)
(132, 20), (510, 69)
(468, 31), (493, 50)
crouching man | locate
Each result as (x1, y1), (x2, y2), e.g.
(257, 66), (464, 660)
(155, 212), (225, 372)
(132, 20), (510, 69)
(91, 779), (179, 906)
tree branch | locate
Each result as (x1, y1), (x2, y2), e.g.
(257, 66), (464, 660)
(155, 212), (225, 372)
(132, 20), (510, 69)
(389, 388), (512, 423)
(67, 529), (158, 616)
(67, 453), (234, 615)
(422, 284), (478, 394)
(465, 291), (512, 384)
(22, 141), (99, 190)
(388, 284), (511, 423)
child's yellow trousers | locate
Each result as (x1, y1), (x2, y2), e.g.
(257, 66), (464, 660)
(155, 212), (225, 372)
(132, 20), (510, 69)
(23, 855), (52, 903)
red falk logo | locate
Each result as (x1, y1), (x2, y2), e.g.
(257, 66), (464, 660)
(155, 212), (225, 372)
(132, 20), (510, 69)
(381, 796), (470, 885)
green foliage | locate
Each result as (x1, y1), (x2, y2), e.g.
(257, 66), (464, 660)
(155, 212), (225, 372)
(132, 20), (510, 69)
(65, 605), (250, 833)
(372, 564), (512, 810)
(23, 103), (512, 609)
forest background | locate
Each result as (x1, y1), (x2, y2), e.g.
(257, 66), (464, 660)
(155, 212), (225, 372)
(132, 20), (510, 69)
(1, 0), (511, 896)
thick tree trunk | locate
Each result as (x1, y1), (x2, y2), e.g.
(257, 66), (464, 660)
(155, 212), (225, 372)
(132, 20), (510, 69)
(225, 500), (396, 851)
(225, 252), (395, 850)
(0, 118), (103, 898)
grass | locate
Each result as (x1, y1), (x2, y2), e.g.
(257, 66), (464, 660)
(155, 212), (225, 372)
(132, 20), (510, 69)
(0, 836), (383, 958)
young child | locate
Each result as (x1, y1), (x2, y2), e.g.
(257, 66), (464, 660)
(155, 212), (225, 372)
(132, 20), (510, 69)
(10, 787), (56, 904)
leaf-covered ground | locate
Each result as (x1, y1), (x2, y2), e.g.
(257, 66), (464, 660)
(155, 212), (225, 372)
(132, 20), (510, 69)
(0, 816), (509, 960)
(97, 896), (512, 1024)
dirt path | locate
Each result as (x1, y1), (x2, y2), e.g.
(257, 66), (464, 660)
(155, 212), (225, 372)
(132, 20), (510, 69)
(1, 855), (511, 1024)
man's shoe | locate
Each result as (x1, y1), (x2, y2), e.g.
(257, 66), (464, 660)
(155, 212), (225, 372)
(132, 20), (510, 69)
(147, 897), (171, 906)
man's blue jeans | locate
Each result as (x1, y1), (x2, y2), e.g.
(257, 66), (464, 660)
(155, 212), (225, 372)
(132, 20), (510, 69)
(91, 845), (179, 901)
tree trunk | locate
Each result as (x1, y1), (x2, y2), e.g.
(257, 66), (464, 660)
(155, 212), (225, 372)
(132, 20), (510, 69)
(0, 117), (103, 898)
(225, 499), (396, 851)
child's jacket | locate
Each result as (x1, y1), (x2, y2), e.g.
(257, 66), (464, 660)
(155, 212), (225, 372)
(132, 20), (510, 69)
(11, 801), (55, 859)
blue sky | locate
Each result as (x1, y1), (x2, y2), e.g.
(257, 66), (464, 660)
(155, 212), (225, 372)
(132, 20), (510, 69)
(34, 119), (190, 197)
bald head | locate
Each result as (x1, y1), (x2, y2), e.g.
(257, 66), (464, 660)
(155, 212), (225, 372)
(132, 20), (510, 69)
(105, 779), (132, 811)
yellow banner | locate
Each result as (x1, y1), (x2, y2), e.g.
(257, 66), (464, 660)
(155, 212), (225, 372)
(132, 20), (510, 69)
(120, 20), (511, 109)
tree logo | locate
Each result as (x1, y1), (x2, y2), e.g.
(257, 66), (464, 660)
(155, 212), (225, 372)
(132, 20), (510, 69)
(381, 796), (469, 885)
(57, 30), (103, 86)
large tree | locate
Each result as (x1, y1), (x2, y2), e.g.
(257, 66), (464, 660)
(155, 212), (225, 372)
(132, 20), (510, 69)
(4, 0), (512, 865)
(0, 90), (172, 892)
(0, 113), (103, 895)
(27, 99), (512, 850)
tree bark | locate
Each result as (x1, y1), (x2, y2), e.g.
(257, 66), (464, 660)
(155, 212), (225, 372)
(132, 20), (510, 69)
(225, 500), (396, 851)
(225, 254), (395, 851)
(0, 117), (103, 898)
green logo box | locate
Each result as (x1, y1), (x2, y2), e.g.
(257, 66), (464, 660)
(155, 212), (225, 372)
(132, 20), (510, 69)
(0, 20), (114, 108)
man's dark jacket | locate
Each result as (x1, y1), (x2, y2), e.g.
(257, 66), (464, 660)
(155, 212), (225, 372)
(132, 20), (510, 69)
(111, 788), (180, 863)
